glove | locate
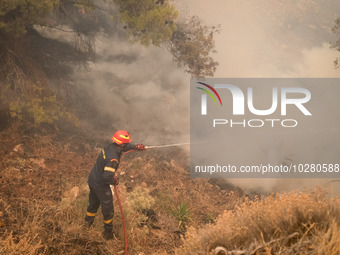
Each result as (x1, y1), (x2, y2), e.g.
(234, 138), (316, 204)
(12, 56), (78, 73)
(136, 144), (146, 151)
(113, 176), (119, 186)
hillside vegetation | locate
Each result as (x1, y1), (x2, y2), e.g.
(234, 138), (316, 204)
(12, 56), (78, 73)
(1, 123), (340, 254)
(176, 188), (340, 255)
(0, 0), (219, 126)
(1, 1), (340, 254)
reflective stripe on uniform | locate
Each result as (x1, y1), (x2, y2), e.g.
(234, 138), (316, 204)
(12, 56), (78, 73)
(104, 166), (116, 172)
(86, 211), (96, 217)
(104, 218), (113, 224)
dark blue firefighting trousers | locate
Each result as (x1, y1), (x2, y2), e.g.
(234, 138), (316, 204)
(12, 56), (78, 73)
(85, 185), (114, 231)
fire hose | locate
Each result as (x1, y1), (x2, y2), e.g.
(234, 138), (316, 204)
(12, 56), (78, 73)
(116, 142), (189, 254)
(114, 185), (127, 255)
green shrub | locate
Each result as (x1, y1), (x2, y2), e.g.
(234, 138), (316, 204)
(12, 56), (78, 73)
(171, 201), (192, 231)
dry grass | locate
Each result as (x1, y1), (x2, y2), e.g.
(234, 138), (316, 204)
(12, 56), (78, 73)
(2, 123), (339, 254)
(0, 135), (242, 254)
(0, 232), (45, 255)
(175, 188), (340, 255)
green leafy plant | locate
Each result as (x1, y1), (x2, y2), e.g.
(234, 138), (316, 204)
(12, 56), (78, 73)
(168, 16), (219, 77)
(170, 201), (192, 231)
(113, 0), (178, 46)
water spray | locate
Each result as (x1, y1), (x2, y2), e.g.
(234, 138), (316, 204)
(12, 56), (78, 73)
(144, 142), (190, 149)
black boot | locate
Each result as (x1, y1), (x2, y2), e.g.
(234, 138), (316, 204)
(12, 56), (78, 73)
(103, 229), (114, 240)
(85, 215), (95, 228)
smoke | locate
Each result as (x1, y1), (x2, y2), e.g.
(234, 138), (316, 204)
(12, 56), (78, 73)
(38, 0), (340, 193)
(37, 15), (190, 145)
(74, 33), (191, 145)
(180, 0), (340, 77)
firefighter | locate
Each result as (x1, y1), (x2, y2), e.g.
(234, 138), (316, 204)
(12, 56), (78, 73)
(85, 130), (145, 240)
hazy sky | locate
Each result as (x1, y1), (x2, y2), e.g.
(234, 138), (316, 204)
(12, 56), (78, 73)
(179, 0), (340, 77)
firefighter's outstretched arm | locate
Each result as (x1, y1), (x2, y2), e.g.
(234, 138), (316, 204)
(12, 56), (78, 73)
(122, 143), (146, 155)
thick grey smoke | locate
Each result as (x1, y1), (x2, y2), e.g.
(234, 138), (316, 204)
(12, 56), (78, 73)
(75, 34), (190, 145)
(36, 22), (190, 146)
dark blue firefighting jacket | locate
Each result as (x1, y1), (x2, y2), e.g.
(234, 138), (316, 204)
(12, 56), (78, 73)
(88, 142), (136, 188)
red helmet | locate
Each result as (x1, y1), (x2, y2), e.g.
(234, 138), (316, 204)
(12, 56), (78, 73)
(112, 130), (131, 145)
